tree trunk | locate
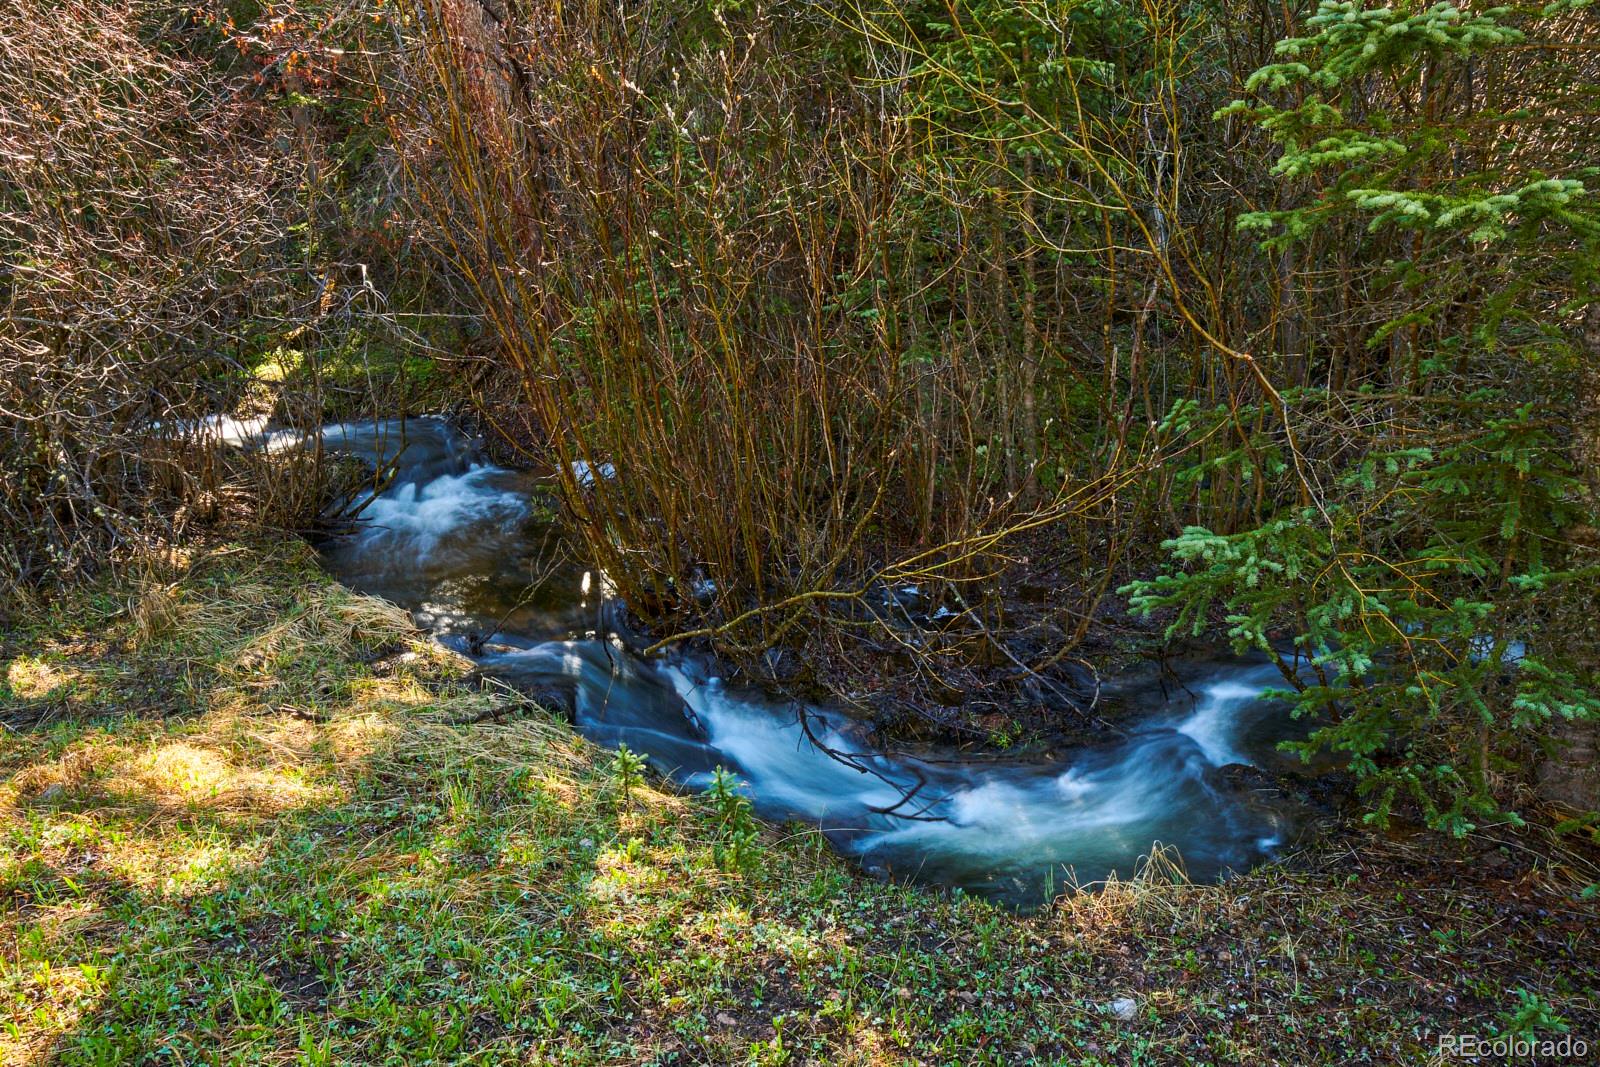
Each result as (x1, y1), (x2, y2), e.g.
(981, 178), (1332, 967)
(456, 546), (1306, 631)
(1538, 301), (1600, 812)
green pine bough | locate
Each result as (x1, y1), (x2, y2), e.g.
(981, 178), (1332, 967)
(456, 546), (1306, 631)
(1130, 1), (1600, 834)
(1122, 402), (1600, 834)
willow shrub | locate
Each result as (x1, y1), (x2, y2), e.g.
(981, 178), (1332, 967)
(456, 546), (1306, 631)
(390, 0), (1200, 667)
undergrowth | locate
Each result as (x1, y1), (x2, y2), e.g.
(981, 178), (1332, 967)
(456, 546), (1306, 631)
(2, 540), (1596, 1064)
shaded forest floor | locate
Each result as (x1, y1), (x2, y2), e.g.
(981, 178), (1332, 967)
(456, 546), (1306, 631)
(2, 540), (1597, 1065)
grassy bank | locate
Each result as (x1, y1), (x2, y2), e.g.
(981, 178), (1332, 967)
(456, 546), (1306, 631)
(2, 541), (1596, 1065)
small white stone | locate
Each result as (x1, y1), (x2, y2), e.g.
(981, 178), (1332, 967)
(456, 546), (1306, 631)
(1106, 996), (1138, 1021)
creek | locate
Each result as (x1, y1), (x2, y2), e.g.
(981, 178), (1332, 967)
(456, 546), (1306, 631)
(310, 417), (1308, 908)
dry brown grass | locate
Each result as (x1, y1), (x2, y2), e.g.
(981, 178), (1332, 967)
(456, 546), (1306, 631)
(0, 537), (557, 839)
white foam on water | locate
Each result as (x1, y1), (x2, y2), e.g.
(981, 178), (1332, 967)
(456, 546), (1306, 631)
(198, 414), (270, 446)
(571, 460), (616, 487)
(864, 733), (1216, 871)
(1167, 661), (1293, 769)
(1176, 679), (1265, 767)
(647, 659), (1283, 897)
(354, 465), (529, 557)
(154, 414), (271, 447)
(662, 668), (908, 822)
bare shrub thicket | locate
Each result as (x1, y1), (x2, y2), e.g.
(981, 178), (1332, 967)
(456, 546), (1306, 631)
(0, 0), (403, 597)
(386, 0), (1234, 714)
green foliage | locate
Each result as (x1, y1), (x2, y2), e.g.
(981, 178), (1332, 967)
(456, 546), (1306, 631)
(1222, 1), (1600, 253)
(896, 0), (1159, 155)
(1121, 0), (1600, 831)
(609, 743), (647, 808)
(1128, 389), (1600, 833)
(1496, 987), (1570, 1037)
(707, 765), (760, 872)
(1131, 395), (1600, 832)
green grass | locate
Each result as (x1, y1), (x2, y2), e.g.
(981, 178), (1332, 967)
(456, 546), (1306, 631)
(3, 540), (1597, 1064)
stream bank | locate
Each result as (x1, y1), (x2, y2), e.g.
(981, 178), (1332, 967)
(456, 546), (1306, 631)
(3, 539), (1595, 1063)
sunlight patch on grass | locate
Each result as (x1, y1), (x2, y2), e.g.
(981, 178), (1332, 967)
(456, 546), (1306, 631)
(250, 345), (302, 383)
(585, 851), (667, 908)
(0, 962), (108, 1067)
(3, 656), (74, 701)
(5, 744), (103, 805)
(126, 581), (190, 646)
(128, 741), (235, 800)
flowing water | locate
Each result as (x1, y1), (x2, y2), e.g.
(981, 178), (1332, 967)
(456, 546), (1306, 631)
(310, 417), (1309, 908)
